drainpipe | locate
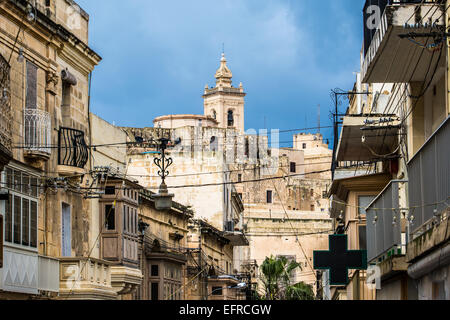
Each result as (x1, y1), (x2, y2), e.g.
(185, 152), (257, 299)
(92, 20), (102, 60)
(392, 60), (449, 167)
(87, 72), (93, 172)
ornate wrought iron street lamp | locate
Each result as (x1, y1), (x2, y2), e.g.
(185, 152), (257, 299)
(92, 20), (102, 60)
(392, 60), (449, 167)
(152, 137), (174, 210)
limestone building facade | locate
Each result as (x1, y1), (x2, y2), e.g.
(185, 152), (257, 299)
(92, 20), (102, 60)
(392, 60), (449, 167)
(0, 0), (118, 300)
(123, 53), (333, 297)
(138, 190), (192, 301)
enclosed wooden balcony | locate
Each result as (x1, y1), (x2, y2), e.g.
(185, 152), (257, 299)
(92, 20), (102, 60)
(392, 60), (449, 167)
(362, 0), (445, 83)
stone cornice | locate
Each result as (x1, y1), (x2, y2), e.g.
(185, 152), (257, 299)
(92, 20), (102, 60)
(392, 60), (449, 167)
(4, 0), (101, 72)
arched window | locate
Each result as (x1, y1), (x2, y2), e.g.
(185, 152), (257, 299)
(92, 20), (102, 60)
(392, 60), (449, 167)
(245, 138), (249, 156)
(212, 110), (217, 120)
(227, 110), (234, 127)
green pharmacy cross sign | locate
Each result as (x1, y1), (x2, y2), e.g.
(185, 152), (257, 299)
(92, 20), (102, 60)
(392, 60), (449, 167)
(313, 234), (367, 286)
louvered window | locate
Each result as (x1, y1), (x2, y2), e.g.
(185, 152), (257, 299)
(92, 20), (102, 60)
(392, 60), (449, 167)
(227, 110), (234, 127)
(26, 62), (37, 109)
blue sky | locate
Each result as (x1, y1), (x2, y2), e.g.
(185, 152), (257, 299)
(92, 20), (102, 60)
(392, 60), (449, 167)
(77, 0), (366, 145)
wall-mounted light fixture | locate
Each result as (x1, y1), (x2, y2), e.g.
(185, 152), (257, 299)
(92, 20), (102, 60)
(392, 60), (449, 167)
(17, 48), (25, 63)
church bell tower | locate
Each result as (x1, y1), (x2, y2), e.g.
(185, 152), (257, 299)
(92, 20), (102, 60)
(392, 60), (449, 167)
(203, 53), (246, 133)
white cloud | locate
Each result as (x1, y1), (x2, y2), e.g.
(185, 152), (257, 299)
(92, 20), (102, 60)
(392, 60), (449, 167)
(77, 0), (363, 129)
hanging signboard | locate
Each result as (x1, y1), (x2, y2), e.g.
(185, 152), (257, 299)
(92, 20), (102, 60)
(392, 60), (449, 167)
(363, 0), (389, 56)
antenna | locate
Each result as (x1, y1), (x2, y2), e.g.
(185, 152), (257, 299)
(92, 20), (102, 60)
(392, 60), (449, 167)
(317, 104), (321, 134)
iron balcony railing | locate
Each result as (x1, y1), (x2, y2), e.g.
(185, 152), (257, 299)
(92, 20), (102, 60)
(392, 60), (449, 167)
(0, 53), (12, 155)
(58, 127), (89, 168)
(366, 180), (406, 263)
(408, 116), (449, 236)
(24, 109), (52, 155)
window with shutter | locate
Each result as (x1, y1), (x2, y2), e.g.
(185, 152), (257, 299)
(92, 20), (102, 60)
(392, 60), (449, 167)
(1, 167), (38, 249)
(290, 162), (296, 173)
(105, 204), (115, 230)
(26, 62), (37, 109)
(5, 193), (12, 243)
(358, 225), (367, 250)
(266, 190), (273, 204)
(227, 110), (234, 127)
(22, 198), (29, 246)
(62, 203), (71, 257)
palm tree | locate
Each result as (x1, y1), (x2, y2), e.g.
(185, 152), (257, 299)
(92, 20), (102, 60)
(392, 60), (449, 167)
(286, 282), (315, 300)
(260, 255), (301, 300)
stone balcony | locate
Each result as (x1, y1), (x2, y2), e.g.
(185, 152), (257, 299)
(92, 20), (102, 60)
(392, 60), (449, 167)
(58, 257), (117, 300)
(378, 255), (409, 281)
(110, 265), (143, 296)
(223, 231), (249, 246)
(406, 213), (449, 283)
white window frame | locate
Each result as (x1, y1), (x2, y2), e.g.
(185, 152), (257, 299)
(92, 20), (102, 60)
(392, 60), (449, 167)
(1, 167), (39, 252)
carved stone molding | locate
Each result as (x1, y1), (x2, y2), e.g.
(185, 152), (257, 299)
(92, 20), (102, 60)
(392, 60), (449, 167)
(46, 71), (59, 95)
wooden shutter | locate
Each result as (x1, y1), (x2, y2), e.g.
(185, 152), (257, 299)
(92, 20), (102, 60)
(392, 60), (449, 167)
(26, 61), (37, 109)
(290, 162), (296, 173)
(266, 190), (272, 204)
(61, 203), (71, 257)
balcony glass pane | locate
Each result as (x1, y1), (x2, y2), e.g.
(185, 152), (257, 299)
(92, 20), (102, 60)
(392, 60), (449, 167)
(5, 193), (12, 242)
(22, 198), (29, 246)
(30, 201), (37, 248)
(13, 170), (21, 192)
(30, 177), (38, 197)
(22, 174), (30, 195)
(105, 205), (115, 230)
(13, 195), (21, 244)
